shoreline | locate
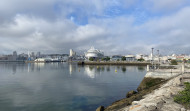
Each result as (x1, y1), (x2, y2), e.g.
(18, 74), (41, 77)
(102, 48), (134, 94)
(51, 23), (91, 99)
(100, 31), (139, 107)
(99, 77), (168, 111)
(78, 61), (151, 66)
(123, 74), (190, 111)
(97, 71), (190, 111)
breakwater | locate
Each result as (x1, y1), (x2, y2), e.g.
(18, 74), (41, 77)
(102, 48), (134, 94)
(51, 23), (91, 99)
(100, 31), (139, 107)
(98, 77), (167, 111)
(96, 69), (189, 111)
(121, 74), (190, 111)
(78, 61), (151, 66)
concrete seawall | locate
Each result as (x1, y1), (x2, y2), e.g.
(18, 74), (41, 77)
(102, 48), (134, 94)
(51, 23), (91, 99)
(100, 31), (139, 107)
(121, 74), (190, 111)
(145, 71), (180, 79)
(97, 69), (190, 111)
(78, 61), (151, 66)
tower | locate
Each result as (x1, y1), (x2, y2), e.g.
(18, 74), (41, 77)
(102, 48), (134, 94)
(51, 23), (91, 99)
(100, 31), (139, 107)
(70, 49), (76, 57)
(12, 51), (17, 61)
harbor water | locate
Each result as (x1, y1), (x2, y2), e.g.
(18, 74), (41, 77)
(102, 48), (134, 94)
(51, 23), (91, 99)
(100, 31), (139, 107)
(0, 62), (146, 111)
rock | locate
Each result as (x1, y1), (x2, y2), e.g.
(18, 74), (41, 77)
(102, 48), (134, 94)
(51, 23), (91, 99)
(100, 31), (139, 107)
(181, 108), (186, 111)
(96, 106), (104, 111)
(156, 99), (165, 109)
(147, 105), (157, 110)
(126, 90), (137, 98)
(132, 101), (139, 105)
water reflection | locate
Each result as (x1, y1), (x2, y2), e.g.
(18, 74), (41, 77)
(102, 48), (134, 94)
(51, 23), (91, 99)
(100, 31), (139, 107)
(69, 63), (77, 75)
(12, 63), (16, 74)
(69, 64), (73, 75)
(84, 66), (96, 78)
(27, 63), (45, 73)
(83, 65), (146, 78)
(0, 63), (146, 111)
(106, 66), (110, 72)
(0, 63), (146, 77)
(117, 66), (120, 70)
(138, 66), (145, 72)
(121, 66), (126, 73)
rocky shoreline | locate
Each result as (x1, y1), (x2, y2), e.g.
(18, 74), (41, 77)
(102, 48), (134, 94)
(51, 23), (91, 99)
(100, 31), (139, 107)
(97, 73), (190, 111)
(123, 74), (190, 111)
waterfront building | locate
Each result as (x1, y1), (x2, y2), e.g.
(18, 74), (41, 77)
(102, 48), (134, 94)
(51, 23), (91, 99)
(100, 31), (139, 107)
(0, 55), (8, 60)
(143, 55), (150, 61)
(136, 54), (143, 60)
(17, 53), (28, 60)
(85, 47), (104, 60)
(31, 52), (35, 59)
(111, 55), (122, 61)
(36, 52), (41, 58)
(160, 56), (169, 63)
(70, 49), (76, 57)
(34, 58), (51, 62)
(167, 55), (177, 60)
(125, 55), (136, 61)
(7, 55), (13, 61)
(12, 51), (17, 61)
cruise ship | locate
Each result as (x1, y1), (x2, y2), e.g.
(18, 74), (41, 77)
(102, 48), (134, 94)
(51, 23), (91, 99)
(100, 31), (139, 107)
(85, 47), (104, 60)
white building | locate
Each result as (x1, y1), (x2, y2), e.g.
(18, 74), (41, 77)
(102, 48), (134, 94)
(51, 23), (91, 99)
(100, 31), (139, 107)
(125, 55), (136, 61)
(36, 52), (41, 58)
(136, 54), (143, 60)
(34, 58), (51, 62)
(111, 55), (122, 61)
(85, 47), (104, 60)
(70, 49), (76, 57)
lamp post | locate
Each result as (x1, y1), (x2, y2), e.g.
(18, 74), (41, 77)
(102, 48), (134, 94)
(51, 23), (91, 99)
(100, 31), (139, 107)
(151, 48), (154, 62)
(157, 50), (160, 61)
(157, 50), (160, 69)
(151, 48), (154, 70)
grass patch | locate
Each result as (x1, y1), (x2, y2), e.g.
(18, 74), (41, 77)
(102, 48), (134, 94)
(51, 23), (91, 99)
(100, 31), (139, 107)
(174, 82), (190, 109)
(170, 60), (178, 65)
(137, 77), (164, 91)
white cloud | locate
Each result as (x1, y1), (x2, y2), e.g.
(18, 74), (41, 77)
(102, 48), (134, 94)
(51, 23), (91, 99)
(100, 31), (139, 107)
(144, 0), (190, 12)
(0, 0), (190, 55)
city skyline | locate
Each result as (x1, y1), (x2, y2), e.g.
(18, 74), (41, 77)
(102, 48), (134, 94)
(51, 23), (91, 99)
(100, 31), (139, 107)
(0, 0), (190, 55)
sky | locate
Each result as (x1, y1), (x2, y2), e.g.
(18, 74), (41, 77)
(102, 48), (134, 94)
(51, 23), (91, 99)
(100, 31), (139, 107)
(0, 0), (190, 55)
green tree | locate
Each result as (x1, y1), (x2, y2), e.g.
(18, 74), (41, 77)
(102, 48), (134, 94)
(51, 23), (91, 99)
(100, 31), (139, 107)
(170, 60), (178, 65)
(121, 56), (126, 61)
(137, 58), (144, 62)
(89, 57), (94, 61)
(105, 57), (110, 61)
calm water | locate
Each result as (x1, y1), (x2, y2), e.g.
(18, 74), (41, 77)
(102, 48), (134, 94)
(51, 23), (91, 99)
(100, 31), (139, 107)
(0, 62), (146, 111)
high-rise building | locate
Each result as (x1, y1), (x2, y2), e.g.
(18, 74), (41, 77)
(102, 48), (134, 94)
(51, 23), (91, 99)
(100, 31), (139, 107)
(36, 52), (41, 58)
(70, 49), (76, 57)
(31, 52), (35, 57)
(12, 51), (17, 60)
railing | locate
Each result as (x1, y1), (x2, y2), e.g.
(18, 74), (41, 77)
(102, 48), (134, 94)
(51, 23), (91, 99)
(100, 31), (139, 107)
(147, 64), (190, 73)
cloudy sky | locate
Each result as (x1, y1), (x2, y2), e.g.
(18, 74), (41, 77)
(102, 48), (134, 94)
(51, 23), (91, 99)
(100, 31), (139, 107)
(0, 0), (190, 55)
